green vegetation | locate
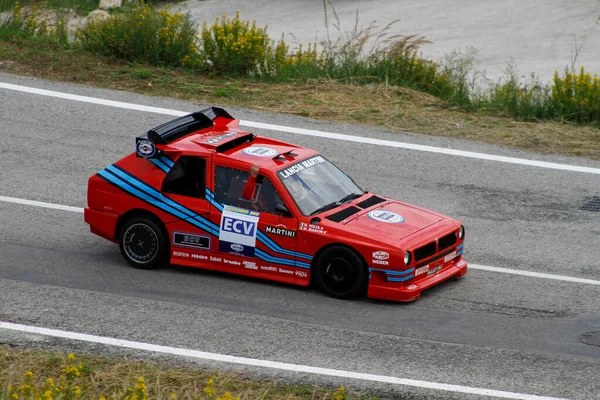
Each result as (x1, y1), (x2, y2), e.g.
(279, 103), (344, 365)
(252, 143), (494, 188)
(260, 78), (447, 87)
(0, 347), (374, 400)
(77, 3), (198, 66)
(0, 0), (599, 161)
(1, 0), (598, 126)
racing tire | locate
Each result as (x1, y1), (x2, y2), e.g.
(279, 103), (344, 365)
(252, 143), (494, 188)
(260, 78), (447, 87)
(314, 246), (367, 299)
(119, 217), (168, 269)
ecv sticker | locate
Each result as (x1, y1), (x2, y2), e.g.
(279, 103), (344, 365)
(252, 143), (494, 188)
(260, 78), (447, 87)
(219, 205), (260, 257)
(368, 210), (405, 224)
(242, 146), (279, 157)
(136, 139), (156, 158)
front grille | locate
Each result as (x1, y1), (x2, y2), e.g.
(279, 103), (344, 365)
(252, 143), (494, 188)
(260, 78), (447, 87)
(438, 232), (457, 251)
(413, 230), (458, 262)
(414, 242), (436, 262)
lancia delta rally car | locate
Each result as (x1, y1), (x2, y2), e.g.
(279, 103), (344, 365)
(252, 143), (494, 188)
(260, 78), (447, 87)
(84, 107), (467, 301)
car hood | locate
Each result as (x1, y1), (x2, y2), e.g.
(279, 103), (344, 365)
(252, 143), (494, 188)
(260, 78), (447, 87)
(337, 200), (444, 241)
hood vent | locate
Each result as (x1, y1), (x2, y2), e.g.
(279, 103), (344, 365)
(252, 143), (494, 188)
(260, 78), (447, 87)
(326, 206), (361, 222)
(357, 195), (386, 209)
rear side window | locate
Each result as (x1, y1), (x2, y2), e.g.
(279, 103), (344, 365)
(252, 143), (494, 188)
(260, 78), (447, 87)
(214, 165), (284, 214)
(162, 156), (206, 198)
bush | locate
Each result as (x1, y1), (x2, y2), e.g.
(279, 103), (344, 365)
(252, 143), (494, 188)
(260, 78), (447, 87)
(76, 2), (199, 67)
(552, 67), (600, 124)
(199, 11), (285, 75)
(0, 1), (69, 47)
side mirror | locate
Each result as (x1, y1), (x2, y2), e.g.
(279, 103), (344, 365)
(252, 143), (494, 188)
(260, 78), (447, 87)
(274, 203), (291, 217)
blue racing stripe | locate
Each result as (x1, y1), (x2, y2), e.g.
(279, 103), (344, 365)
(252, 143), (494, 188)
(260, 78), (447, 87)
(257, 231), (312, 261)
(104, 167), (219, 236)
(255, 249), (297, 268)
(457, 243), (464, 250)
(457, 249), (463, 256)
(98, 170), (216, 236)
(149, 158), (169, 173)
(387, 275), (414, 282)
(105, 168), (313, 265)
(369, 267), (414, 276)
(160, 156), (174, 168)
(205, 193), (224, 212)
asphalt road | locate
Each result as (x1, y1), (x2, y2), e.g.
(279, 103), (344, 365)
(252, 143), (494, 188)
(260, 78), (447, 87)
(1, 72), (599, 399)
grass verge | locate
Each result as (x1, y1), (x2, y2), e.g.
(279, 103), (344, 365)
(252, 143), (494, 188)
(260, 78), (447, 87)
(0, 38), (600, 160)
(0, 346), (379, 400)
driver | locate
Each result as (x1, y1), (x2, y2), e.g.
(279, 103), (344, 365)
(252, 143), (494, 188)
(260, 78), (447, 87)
(242, 164), (272, 211)
(242, 164), (261, 200)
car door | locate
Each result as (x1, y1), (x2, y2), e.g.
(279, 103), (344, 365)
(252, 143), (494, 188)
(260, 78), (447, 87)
(210, 164), (299, 276)
(160, 155), (214, 262)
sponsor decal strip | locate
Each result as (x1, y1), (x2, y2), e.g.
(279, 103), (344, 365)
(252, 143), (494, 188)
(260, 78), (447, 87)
(99, 168), (309, 267)
(0, 322), (567, 400)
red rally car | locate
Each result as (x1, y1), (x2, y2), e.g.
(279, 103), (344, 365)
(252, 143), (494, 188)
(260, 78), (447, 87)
(84, 107), (467, 302)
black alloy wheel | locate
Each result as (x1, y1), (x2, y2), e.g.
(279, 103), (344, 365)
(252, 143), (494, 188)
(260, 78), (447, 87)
(119, 217), (167, 269)
(315, 246), (367, 299)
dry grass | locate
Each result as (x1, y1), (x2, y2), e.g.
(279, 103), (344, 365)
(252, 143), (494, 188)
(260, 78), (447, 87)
(0, 346), (373, 399)
(1, 39), (599, 160)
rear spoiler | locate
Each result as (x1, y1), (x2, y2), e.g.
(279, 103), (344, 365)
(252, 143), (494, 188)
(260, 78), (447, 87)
(135, 107), (235, 158)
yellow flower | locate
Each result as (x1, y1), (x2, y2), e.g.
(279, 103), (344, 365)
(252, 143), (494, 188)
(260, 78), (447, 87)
(25, 371), (33, 378)
(68, 354), (75, 360)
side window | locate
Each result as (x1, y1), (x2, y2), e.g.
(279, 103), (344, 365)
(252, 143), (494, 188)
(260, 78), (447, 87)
(214, 165), (286, 214)
(162, 156), (206, 198)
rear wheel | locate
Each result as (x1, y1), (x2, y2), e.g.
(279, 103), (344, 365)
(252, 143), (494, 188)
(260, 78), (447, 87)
(315, 246), (367, 299)
(119, 217), (167, 269)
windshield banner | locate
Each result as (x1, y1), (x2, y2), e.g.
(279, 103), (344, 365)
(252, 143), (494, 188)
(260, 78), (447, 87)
(219, 205), (260, 257)
(278, 156), (326, 179)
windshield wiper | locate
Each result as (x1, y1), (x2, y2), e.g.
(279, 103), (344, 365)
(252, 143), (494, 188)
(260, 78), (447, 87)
(309, 192), (364, 216)
(338, 192), (364, 204)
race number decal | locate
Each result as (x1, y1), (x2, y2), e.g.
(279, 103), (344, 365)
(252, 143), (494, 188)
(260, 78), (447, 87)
(218, 205), (260, 257)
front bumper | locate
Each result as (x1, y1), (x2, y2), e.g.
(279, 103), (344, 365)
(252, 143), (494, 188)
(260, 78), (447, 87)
(367, 259), (467, 302)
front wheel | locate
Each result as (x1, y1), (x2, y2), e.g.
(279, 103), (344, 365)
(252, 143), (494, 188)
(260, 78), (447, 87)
(119, 217), (167, 269)
(314, 246), (367, 299)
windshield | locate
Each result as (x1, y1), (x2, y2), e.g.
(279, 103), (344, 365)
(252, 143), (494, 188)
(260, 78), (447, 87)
(278, 155), (363, 215)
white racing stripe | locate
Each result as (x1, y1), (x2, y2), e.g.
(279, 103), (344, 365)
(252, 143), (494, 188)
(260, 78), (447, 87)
(0, 321), (567, 400)
(2, 82), (600, 175)
(1, 195), (599, 287)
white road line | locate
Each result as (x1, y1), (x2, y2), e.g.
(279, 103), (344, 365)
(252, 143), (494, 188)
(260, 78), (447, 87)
(469, 264), (600, 286)
(0, 322), (567, 400)
(1, 194), (599, 287)
(0, 195), (84, 213)
(2, 82), (600, 175)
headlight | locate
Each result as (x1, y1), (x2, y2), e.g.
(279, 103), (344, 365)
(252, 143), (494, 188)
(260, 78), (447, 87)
(404, 251), (411, 266)
(458, 225), (465, 240)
